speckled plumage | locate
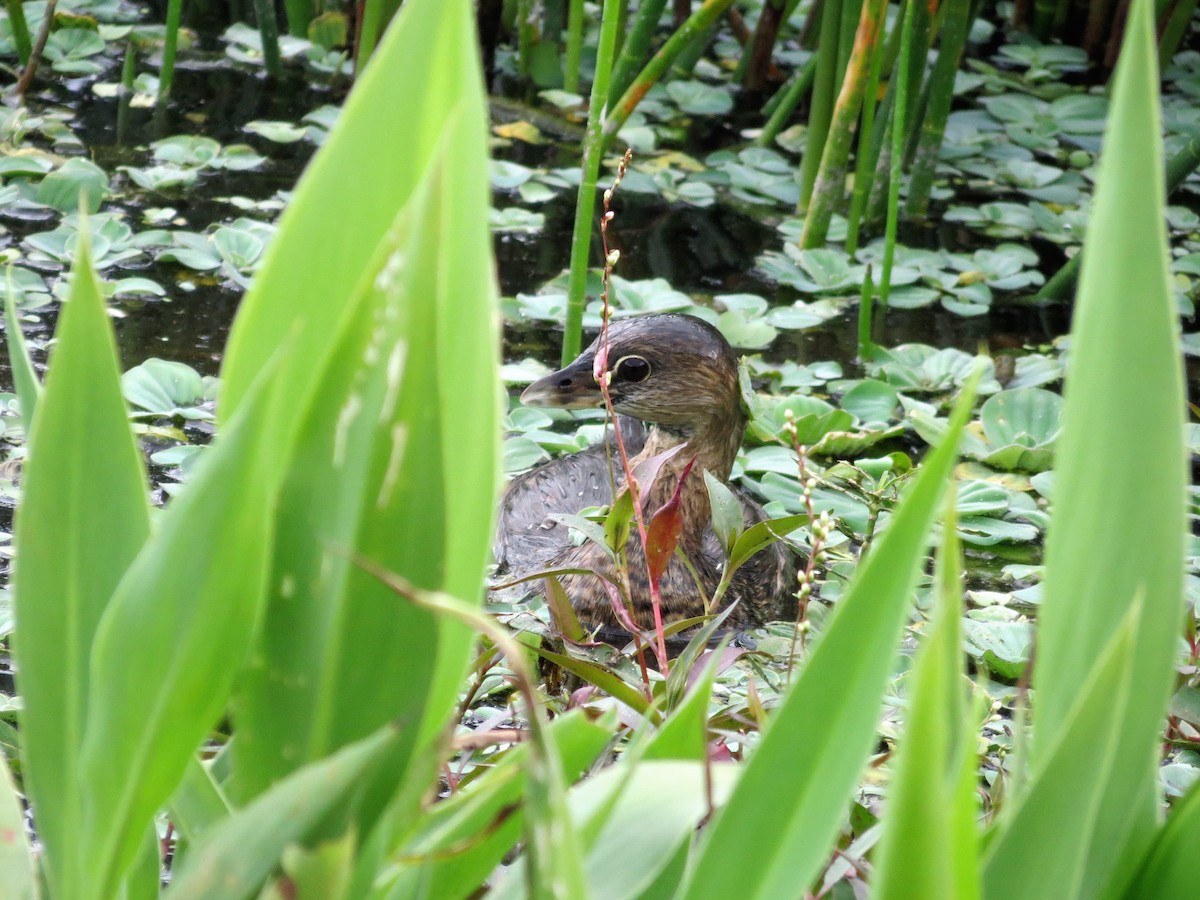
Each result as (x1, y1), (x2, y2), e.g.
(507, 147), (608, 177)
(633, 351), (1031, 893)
(493, 314), (796, 634)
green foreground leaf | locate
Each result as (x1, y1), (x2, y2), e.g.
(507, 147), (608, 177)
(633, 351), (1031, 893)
(680, 371), (979, 899)
(13, 238), (151, 896)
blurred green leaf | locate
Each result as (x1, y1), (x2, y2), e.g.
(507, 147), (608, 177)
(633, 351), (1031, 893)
(1125, 778), (1200, 898)
(679, 371), (979, 899)
(983, 605), (1139, 898)
(14, 235), (150, 897)
(1012, 3), (1187, 896)
(73, 356), (285, 899)
(374, 711), (612, 899)
(170, 723), (406, 899)
(230, 0), (500, 854)
(988, 5), (1185, 897)
(873, 500), (980, 900)
(0, 754), (35, 899)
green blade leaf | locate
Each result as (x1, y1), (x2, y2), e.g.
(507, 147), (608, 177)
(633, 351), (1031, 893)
(231, 1), (499, 844)
(373, 711), (612, 900)
(220, 0), (487, 423)
(72, 361), (285, 900)
(3, 270), (41, 434)
(0, 753), (36, 899)
(1124, 777), (1200, 898)
(704, 471), (744, 557)
(168, 722), (406, 900)
(232, 103), (499, 838)
(679, 371), (980, 900)
(873, 498), (980, 900)
(13, 235), (150, 896)
(1023, 2), (1186, 894)
(983, 604), (1140, 898)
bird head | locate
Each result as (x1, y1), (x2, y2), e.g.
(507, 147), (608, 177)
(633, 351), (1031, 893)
(521, 314), (742, 436)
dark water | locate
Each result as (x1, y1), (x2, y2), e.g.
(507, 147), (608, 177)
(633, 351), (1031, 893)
(5, 54), (1090, 391)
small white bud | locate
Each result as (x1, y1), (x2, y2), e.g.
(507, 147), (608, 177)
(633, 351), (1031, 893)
(606, 249), (621, 267)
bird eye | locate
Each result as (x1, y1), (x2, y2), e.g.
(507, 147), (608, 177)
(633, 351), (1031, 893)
(612, 355), (650, 384)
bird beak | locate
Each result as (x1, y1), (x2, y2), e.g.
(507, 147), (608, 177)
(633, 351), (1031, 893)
(520, 354), (604, 408)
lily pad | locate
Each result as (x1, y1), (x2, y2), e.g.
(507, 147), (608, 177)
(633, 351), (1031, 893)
(122, 359), (217, 420)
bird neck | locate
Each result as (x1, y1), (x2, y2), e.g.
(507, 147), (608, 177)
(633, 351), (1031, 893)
(631, 408), (746, 542)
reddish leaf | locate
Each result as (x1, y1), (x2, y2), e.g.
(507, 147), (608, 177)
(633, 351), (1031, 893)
(599, 577), (642, 634)
(645, 459), (696, 589)
(629, 444), (685, 510)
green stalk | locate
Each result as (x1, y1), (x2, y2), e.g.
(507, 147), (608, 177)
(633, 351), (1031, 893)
(878, 0), (913, 311)
(798, 0), (841, 211)
(857, 265), (877, 361)
(755, 55), (818, 148)
(562, 0), (624, 364)
(516, 0), (533, 79)
(669, 15), (720, 76)
(601, 0), (736, 151)
(4, 269), (41, 434)
(800, 0), (887, 248)
(117, 41), (135, 142)
(905, 0), (973, 218)
(283, 0), (311, 37)
(249, 0), (281, 78)
(608, 0), (669, 106)
(864, 0), (931, 226)
(1030, 0), (1066, 38)
(849, 0), (902, 250)
(157, 0), (184, 103)
(1038, 132), (1200, 301)
(844, 8), (886, 253)
(1158, 0), (1197, 61)
(355, 0), (403, 72)
(564, 0), (585, 93)
(5, 0), (31, 66)
(120, 39), (136, 91)
(836, 0), (863, 83)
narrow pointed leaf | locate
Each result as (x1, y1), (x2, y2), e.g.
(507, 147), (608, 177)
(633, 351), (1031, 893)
(4, 274), (41, 433)
(13, 238), (150, 896)
(680, 372), (980, 899)
(232, 100), (498, 839)
(220, 0), (486, 422)
(1024, 2), (1186, 893)
(73, 362), (284, 900)
(873, 500), (980, 900)
(983, 607), (1140, 898)
(169, 723), (406, 900)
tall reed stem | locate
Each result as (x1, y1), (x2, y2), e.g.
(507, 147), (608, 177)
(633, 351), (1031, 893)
(800, 0), (887, 248)
(249, 0), (282, 78)
(602, 0), (736, 151)
(878, 0), (913, 311)
(608, 0), (669, 106)
(905, 0), (973, 218)
(798, 0), (841, 211)
(563, 0), (585, 93)
(5, 0), (31, 65)
(562, 0), (623, 364)
(157, 0), (184, 102)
